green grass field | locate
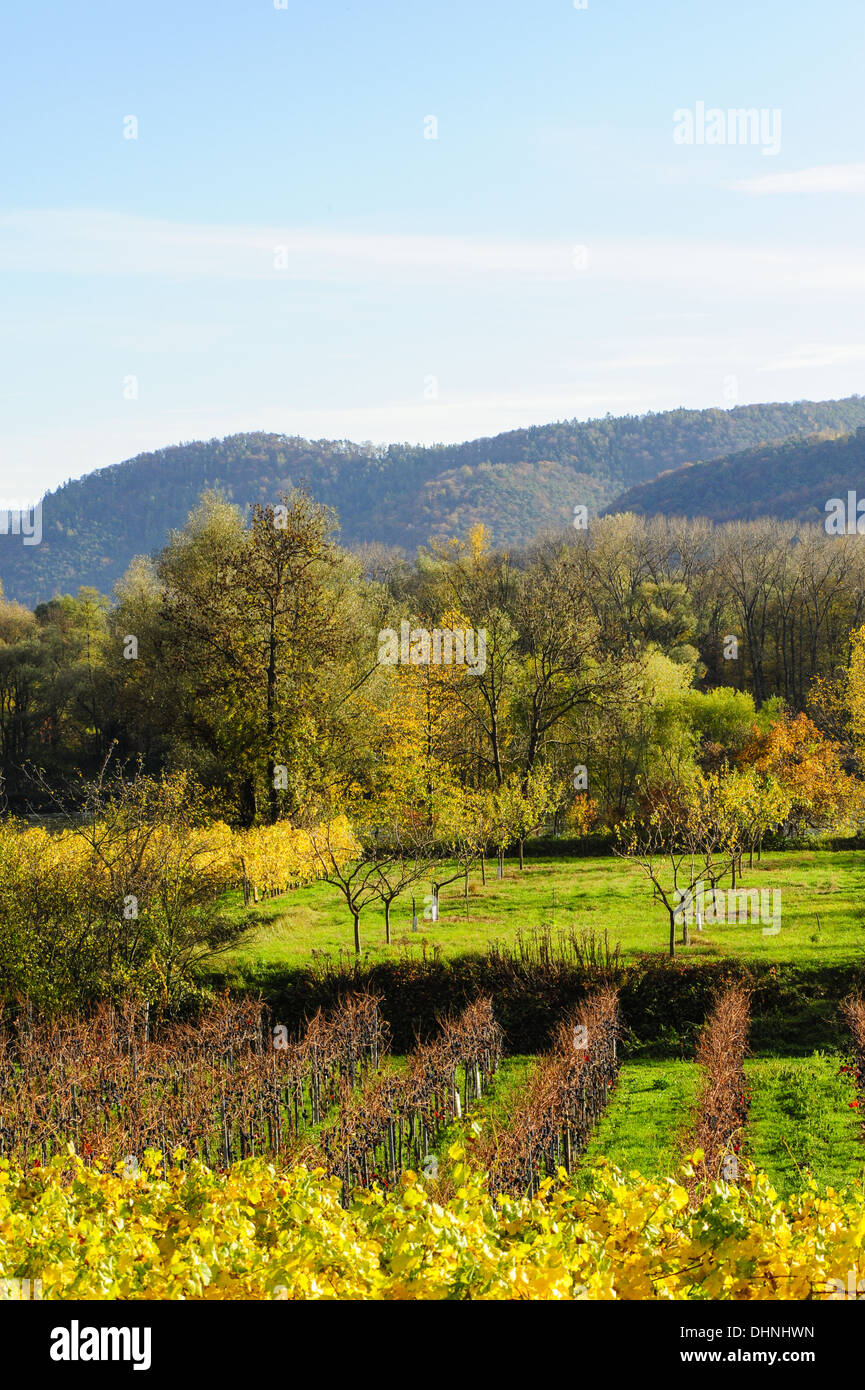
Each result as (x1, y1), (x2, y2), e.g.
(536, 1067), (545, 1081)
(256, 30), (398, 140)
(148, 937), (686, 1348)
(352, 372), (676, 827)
(576, 1059), (702, 1182)
(575, 1053), (865, 1190)
(221, 849), (865, 970)
(745, 1053), (865, 1197)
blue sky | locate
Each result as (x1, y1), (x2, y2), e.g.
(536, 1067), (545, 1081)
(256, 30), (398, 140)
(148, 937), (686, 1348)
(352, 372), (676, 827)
(2, 0), (864, 498)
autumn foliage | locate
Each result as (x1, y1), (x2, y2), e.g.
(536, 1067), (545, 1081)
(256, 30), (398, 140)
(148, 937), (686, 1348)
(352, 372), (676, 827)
(690, 985), (751, 1189)
(478, 987), (620, 1195)
(3, 1150), (863, 1299)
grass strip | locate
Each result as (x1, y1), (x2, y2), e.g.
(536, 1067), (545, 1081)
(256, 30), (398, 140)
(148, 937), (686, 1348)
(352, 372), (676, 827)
(744, 1052), (865, 1197)
(576, 1058), (702, 1183)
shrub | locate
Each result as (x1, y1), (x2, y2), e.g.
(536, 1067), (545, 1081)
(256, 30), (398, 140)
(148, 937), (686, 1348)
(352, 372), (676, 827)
(2, 1150), (863, 1300)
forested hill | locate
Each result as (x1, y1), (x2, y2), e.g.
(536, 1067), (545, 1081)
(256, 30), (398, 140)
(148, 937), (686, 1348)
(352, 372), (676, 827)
(4, 395), (865, 606)
(606, 428), (865, 524)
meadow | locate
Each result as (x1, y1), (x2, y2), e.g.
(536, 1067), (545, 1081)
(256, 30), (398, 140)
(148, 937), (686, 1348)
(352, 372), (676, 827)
(222, 848), (865, 970)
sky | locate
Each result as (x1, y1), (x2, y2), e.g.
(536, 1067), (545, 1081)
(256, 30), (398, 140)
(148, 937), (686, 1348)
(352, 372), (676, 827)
(1, 0), (864, 500)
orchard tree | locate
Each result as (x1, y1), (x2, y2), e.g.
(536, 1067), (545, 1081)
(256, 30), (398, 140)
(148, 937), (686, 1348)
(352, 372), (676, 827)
(304, 810), (378, 955)
(616, 773), (740, 957)
(306, 780), (437, 954)
(480, 769), (553, 878)
(717, 765), (791, 873)
(505, 767), (556, 869)
(426, 784), (489, 920)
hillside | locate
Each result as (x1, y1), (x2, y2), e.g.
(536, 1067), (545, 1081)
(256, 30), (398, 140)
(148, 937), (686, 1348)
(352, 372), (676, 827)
(606, 427), (865, 524)
(4, 396), (865, 606)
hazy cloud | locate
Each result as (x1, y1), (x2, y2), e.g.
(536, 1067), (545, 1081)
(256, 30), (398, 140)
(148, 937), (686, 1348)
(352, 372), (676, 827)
(1, 210), (864, 296)
(729, 163), (865, 195)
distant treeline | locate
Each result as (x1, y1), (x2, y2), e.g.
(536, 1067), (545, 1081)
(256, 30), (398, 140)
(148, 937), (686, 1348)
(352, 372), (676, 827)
(2, 494), (865, 830)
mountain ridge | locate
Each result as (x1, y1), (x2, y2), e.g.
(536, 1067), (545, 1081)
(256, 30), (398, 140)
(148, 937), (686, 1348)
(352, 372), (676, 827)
(4, 394), (865, 606)
(606, 427), (865, 525)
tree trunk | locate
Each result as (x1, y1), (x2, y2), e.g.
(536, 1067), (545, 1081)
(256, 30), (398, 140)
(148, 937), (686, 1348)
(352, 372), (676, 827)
(266, 613), (279, 824)
(497, 851), (504, 879)
(353, 911), (361, 955)
(385, 899), (391, 945)
(519, 837), (525, 869)
(669, 909), (676, 958)
(480, 855), (486, 885)
(464, 872), (470, 919)
(239, 776), (257, 829)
